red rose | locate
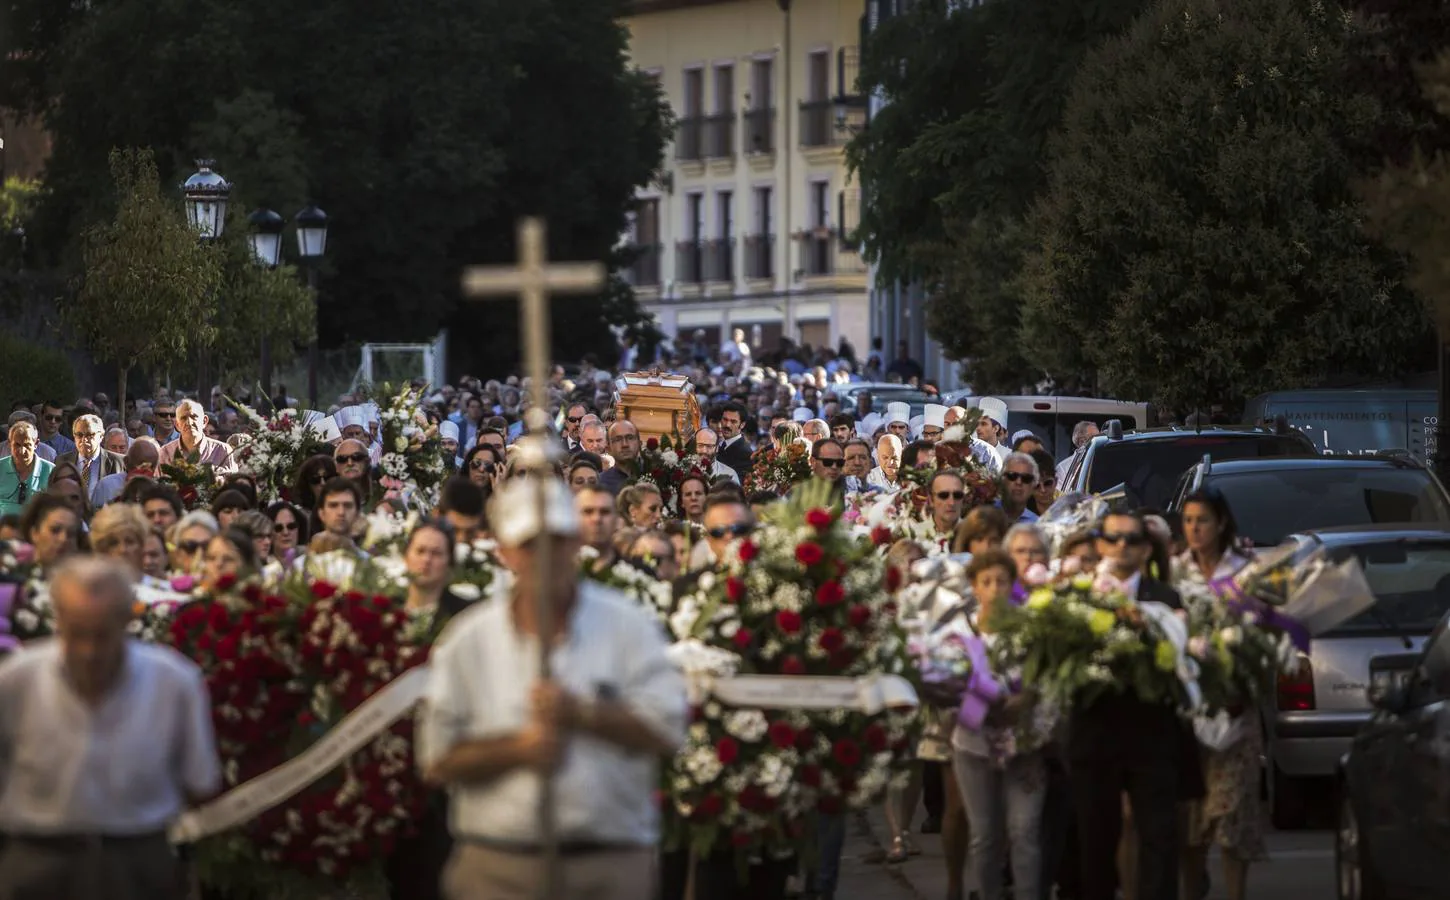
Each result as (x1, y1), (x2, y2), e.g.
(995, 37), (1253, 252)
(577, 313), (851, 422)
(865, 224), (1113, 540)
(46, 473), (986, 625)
(818, 794), (843, 814)
(725, 577), (746, 603)
(775, 610), (803, 635)
(870, 526), (893, 547)
(214, 573), (237, 593)
(343, 590), (366, 604)
(885, 566), (902, 592)
(805, 507), (834, 529)
(794, 727), (815, 752)
(731, 831), (754, 847)
(695, 794), (724, 819)
(768, 720), (796, 749)
(310, 581), (338, 600)
(795, 542), (825, 566)
(691, 705), (706, 723)
(864, 724), (888, 752)
(242, 583), (262, 603)
(647, 437), (660, 450)
(828, 648), (856, 671)
(815, 581), (845, 606)
(819, 628), (845, 652)
(738, 785), (776, 812)
(737, 540), (758, 563)
(832, 738), (863, 767)
(847, 604), (872, 629)
(799, 764), (822, 787)
(731, 628), (753, 650)
(780, 656), (806, 675)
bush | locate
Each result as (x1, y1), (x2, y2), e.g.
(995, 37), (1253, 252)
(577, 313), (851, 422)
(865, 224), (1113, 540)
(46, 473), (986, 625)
(0, 332), (78, 415)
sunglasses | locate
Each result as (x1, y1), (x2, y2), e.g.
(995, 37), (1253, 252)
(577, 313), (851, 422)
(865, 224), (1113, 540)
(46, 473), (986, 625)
(177, 539), (208, 554)
(335, 453), (369, 465)
(1096, 531), (1147, 546)
(934, 490), (966, 501)
(471, 459), (496, 473)
(566, 416), (582, 424)
(310, 473), (330, 484)
(707, 523), (754, 539)
(274, 521), (300, 533)
(815, 457), (844, 469)
(1003, 472), (1036, 484)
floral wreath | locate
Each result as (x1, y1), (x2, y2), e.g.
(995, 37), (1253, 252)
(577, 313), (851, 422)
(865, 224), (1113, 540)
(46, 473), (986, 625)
(230, 399), (335, 505)
(369, 385), (446, 511)
(634, 435), (712, 518)
(741, 441), (812, 497)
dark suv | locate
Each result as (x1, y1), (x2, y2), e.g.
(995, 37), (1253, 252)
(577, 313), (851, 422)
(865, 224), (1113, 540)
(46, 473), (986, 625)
(1058, 426), (1316, 511)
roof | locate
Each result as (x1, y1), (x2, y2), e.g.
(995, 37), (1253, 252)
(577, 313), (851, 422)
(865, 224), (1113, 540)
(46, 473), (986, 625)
(1203, 456), (1423, 474)
(1292, 525), (1450, 546)
(1092, 427), (1309, 444)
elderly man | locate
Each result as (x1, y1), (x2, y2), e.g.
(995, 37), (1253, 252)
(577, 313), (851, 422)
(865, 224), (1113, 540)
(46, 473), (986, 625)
(1057, 420), (1101, 482)
(157, 399), (235, 475)
(0, 422), (52, 517)
(102, 426), (130, 456)
(808, 437), (846, 485)
(579, 420), (608, 456)
(92, 437), (162, 508)
(0, 412), (55, 463)
(691, 427), (741, 484)
(598, 420), (642, 494)
(60, 412), (126, 505)
(419, 478), (686, 900)
(868, 433), (902, 490)
(802, 418), (829, 444)
(0, 557), (220, 899)
(999, 451), (1042, 525)
(842, 438), (873, 493)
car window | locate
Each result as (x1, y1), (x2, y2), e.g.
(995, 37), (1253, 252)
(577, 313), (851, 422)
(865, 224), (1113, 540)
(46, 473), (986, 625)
(1012, 413), (1140, 460)
(1085, 435), (1311, 511)
(1326, 543), (1450, 637)
(1212, 468), (1450, 548)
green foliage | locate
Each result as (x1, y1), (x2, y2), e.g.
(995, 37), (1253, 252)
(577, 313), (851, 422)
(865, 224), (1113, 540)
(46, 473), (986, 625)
(0, 331), (77, 414)
(1018, 0), (1431, 410)
(0, 178), (42, 230)
(67, 148), (222, 410)
(209, 227), (316, 388)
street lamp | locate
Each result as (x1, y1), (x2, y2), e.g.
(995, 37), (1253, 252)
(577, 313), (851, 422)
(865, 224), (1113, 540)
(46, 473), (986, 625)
(247, 208), (285, 268)
(295, 203), (330, 408)
(182, 160), (232, 240)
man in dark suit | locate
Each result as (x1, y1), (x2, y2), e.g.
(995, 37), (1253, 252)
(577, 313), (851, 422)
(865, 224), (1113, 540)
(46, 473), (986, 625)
(715, 401), (754, 480)
(598, 420), (642, 495)
(1067, 507), (1192, 900)
(58, 413), (126, 506)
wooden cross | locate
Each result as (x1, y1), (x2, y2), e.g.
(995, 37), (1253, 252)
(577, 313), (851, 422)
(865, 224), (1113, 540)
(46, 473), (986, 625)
(461, 217), (605, 900)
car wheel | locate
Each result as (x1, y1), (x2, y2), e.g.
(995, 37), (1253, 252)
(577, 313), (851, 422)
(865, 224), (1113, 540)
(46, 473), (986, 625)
(1336, 791), (1384, 900)
(1270, 765), (1309, 830)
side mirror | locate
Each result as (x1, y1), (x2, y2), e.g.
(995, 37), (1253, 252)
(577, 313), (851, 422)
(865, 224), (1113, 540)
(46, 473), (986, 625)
(1368, 652), (1420, 711)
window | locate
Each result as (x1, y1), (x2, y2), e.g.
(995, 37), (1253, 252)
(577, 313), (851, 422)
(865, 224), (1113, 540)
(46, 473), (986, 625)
(750, 58), (773, 110)
(754, 186), (773, 235)
(807, 50), (830, 102)
(800, 51), (833, 146)
(809, 180), (830, 228)
(714, 64), (734, 114)
(708, 64), (735, 157)
(1210, 468), (1450, 548)
(1327, 542), (1450, 637)
(711, 191), (734, 282)
(683, 67), (704, 116)
(717, 191), (733, 239)
(1085, 435), (1311, 511)
(686, 192), (704, 241)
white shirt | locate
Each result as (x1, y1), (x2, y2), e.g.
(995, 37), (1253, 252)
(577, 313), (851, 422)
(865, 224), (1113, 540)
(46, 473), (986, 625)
(0, 640), (220, 835)
(867, 466), (897, 490)
(418, 581), (687, 845)
(708, 459), (740, 484)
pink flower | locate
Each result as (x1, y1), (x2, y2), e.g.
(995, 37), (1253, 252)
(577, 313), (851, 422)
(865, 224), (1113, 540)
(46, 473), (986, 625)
(10, 543), (34, 565)
(1022, 563), (1050, 586)
(170, 575), (197, 592)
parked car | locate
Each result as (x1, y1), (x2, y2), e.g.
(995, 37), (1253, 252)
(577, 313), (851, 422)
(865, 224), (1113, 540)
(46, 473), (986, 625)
(1336, 612), (1450, 899)
(834, 383), (933, 420)
(1167, 454), (1450, 548)
(1259, 528), (1450, 829)
(938, 394), (1153, 459)
(1057, 425), (1315, 512)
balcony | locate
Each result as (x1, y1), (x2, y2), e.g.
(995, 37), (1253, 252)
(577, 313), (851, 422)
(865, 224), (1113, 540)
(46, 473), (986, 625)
(704, 113), (735, 159)
(744, 234), (774, 280)
(799, 100), (836, 148)
(704, 238), (734, 283)
(742, 108), (775, 155)
(675, 240), (705, 285)
(675, 117), (705, 162)
(795, 229), (867, 278)
(626, 243), (662, 288)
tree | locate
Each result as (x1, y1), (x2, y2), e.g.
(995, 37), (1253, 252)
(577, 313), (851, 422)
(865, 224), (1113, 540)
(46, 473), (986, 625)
(1016, 0), (1432, 411)
(14, 0), (669, 379)
(208, 228), (316, 393)
(66, 148), (221, 411)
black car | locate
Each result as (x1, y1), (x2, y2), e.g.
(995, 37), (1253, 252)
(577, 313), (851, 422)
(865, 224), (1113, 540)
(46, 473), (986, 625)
(1336, 615), (1450, 899)
(1057, 425), (1316, 511)
(1167, 455), (1450, 548)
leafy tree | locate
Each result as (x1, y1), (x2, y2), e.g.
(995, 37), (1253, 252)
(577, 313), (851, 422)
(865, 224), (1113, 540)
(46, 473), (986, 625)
(0, 331), (77, 416)
(208, 227), (316, 393)
(65, 148), (221, 411)
(1019, 0), (1432, 411)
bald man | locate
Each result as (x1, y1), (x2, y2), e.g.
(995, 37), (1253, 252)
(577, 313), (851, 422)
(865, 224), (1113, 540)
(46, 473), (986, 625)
(0, 557), (220, 899)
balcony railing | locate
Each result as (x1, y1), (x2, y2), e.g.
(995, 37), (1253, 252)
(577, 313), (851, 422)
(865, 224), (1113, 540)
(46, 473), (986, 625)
(705, 238), (734, 282)
(799, 100), (836, 148)
(675, 240), (705, 285)
(627, 243), (662, 287)
(744, 234), (774, 280)
(675, 116), (705, 162)
(704, 113), (735, 159)
(795, 229), (866, 277)
(742, 108), (776, 154)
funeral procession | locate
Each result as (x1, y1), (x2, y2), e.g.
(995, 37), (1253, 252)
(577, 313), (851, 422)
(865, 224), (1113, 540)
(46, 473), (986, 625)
(3, 0), (1450, 899)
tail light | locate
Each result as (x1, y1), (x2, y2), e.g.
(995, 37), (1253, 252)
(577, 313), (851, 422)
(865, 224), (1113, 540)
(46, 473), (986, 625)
(1276, 655), (1315, 711)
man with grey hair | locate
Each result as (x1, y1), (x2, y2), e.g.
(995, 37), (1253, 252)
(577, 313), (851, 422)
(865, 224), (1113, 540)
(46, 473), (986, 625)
(999, 451), (1041, 525)
(802, 418), (829, 444)
(157, 398), (236, 475)
(1057, 420), (1101, 483)
(0, 556), (220, 899)
(0, 422), (52, 517)
(92, 437), (163, 508)
(59, 412), (125, 505)
(0, 412), (55, 462)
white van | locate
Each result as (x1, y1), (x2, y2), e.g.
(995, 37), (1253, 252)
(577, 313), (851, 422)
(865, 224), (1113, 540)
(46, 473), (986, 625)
(939, 394), (1153, 459)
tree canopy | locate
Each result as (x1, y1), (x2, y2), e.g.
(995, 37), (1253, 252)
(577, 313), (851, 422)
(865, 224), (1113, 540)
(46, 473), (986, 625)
(1018, 0), (1432, 410)
(4, 0), (668, 378)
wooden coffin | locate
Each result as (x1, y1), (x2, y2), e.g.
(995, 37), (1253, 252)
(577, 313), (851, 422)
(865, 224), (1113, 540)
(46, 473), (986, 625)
(614, 371), (700, 442)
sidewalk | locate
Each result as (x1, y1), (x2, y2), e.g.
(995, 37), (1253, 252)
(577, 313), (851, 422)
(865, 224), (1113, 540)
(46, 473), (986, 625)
(835, 808), (939, 900)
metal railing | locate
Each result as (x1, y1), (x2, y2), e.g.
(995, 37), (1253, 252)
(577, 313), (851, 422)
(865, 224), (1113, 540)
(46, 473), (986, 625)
(704, 114), (735, 159)
(675, 241), (705, 284)
(744, 234), (774, 280)
(795, 229), (866, 277)
(627, 243), (662, 287)
(798, 100), (836, 148)
(675, 117), (705, 161)
(705, 239), (734, 283)
(742, 108), (776, 154)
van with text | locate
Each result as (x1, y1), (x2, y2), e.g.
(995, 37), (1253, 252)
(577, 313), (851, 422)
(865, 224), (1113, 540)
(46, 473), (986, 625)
(1244, 389), (1436, 464)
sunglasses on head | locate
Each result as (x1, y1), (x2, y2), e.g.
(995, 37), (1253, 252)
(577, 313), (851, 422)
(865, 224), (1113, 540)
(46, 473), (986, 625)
(707, 523), (754, 539)
(1095, 530), (1147, 546)
(934, 490), (965, 500)
(1003, 472), (1036, 484)
(815, 457), (844, 468)
(336, 453), (369, 465)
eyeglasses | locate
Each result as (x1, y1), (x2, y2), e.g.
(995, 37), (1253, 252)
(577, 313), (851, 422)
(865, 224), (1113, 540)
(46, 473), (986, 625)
(707, 523), (754, 539)
(566, 416), (582, 424)
(1003, 472), (1036, 484)
(177, 539), (208, 554)
(1096, 530), (1147, 547)
(274, 521), (300, 533)
(309, 473), (330, 485)
(335, 453), (369, 465)
(470, 459), (496, 473)
(934, 490), (965, 500)
(815, 457), (844, 469)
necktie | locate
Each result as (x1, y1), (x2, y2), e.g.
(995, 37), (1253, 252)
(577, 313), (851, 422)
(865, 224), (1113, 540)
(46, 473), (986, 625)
(80, 458), (92, 487)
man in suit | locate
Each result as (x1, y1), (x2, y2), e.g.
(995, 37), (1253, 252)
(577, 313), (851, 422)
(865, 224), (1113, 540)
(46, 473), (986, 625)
(715, 401), (753, 481)
(1067, 507), (1189, 900)
(58, 413), (126, 506)
(598, 420), (642, 495)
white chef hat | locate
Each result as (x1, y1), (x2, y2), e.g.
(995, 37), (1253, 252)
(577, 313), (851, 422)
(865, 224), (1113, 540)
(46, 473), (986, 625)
(924, 404), (947, 429)
(335, 406), (365, 431)
(1010, 428), (1037, 448)
(885, 402), (910, 426)
(438, 420), (460, 443)
(488, 477), (580, 548)
(791, 407), (812, 423)
(855, 412), (882, 439)
(908, 415), (924, 437)
(363, 402), (381, 424)
(978, 397), (1009, 430)
(299, 409), (325, 427)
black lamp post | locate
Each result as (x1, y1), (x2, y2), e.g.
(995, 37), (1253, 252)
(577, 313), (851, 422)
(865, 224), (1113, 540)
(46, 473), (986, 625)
(247, 208), (285, 405)
(295, 203), (330, 407)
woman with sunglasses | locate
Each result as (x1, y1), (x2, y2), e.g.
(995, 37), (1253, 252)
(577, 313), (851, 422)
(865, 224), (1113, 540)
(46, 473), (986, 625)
(1172, 489), (1260, 900)
(462, 445), (503, 491)
(265, 500), (309, 563)
(293, 454), (338, 536)
(167, 510), (219, 576)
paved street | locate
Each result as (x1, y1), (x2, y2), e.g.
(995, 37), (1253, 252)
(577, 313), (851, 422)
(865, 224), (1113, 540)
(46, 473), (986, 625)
(837, 809), (1335, 900)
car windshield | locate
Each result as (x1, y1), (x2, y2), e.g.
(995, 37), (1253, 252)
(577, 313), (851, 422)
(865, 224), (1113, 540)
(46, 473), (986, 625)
(1212, 467), (1450, 548)
(1086, 435), (1311, 510)
(1325, 542), (1450, 636)
(847, 388), (931, 419)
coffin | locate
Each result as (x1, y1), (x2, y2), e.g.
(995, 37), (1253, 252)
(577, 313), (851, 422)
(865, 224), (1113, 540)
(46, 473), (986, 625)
(614, 371), (700, 442)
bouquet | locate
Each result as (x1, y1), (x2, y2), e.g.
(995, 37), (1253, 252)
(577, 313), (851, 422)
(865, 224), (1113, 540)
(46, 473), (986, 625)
(159, 456), (219, 509)
(230, 400), (334, 505)
(362, 507), (500, 603)
(742, 442), (812, 497)
(634, 435), (712, 518)
(579, 546), (673, 622)
(371, 385), (446, 511)
(1217, 543), (1374, 636)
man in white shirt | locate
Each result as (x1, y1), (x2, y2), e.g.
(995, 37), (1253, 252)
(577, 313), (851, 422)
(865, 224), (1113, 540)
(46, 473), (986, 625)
(976, 397), (1012, 466)
(419, 477), (687, 900)
(0, 557), (220, 899)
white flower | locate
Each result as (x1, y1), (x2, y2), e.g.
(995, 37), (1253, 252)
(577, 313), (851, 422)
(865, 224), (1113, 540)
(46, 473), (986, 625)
(723, 710), (768, 743)
(1218, 626), (1243, 647)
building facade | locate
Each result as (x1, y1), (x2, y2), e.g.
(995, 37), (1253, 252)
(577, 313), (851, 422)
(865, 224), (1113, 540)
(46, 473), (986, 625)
(623, 0), (870, 361)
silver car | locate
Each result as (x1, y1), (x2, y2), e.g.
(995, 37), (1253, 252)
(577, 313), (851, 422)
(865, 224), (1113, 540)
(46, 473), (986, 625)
(1267, 526), (1450, 829)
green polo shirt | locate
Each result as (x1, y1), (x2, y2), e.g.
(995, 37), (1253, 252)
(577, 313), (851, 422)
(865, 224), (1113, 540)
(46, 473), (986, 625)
(0, 457), (53, 518)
